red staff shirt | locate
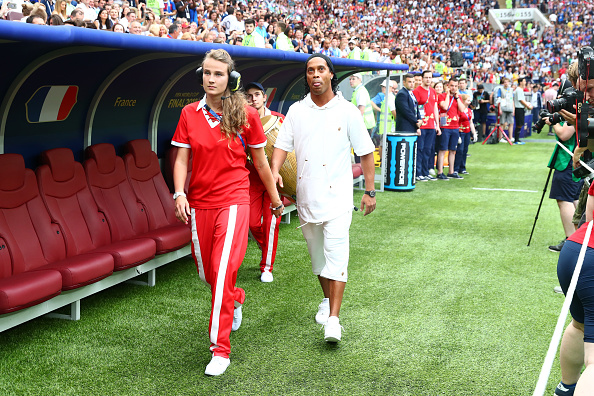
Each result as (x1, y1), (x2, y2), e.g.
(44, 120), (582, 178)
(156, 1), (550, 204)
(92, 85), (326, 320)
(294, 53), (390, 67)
(438, 93), (460, 129)
(413, 85), (438, 129)
(458, 107), (473, 133)
(172, 97), (266, 209)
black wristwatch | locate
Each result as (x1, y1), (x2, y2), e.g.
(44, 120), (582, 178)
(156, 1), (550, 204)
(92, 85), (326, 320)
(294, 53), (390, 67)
(364, 190), (376, 198)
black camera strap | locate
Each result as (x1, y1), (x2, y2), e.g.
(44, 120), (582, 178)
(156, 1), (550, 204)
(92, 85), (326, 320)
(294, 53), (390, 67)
(578, 100), (590, 147)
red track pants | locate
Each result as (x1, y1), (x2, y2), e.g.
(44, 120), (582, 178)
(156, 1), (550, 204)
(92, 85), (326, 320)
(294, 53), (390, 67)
(190, 204), (248, 358)
(249, 185), (279, 273)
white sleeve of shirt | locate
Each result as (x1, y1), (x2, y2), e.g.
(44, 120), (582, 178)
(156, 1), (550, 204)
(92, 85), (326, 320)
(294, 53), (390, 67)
(346, 102), (375, 156)
(274, 107), (295, 152)
(388, 96), (396, 112)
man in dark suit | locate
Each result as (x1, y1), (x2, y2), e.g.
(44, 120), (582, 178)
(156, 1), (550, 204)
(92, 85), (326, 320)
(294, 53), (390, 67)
(395, 74), (422, 135)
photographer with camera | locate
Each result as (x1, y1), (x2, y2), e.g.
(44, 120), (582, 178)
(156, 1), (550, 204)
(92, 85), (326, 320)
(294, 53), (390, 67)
(541, 66), (584, 253)
(553, 48), (594, 396)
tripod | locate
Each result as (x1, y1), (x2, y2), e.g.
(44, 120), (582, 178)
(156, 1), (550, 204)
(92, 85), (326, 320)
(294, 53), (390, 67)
(527, 145), (560, 246)
(482, 103), (513, 145)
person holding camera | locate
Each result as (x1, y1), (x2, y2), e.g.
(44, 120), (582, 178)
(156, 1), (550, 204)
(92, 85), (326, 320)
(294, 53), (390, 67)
(546, 65), (584, 252)
(553, 48), (594, 396)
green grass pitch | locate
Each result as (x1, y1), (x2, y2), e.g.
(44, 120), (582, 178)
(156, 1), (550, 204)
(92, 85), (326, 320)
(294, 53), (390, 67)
(0, 134), (572, 395)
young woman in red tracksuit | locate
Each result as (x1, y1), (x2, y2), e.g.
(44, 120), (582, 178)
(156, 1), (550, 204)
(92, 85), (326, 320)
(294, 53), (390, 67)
(171, 49), (283, 377)
(454, 94), (476, 175)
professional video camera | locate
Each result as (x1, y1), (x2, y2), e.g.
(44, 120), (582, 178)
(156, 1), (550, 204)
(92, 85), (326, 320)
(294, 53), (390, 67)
(532, 110), (563, 133)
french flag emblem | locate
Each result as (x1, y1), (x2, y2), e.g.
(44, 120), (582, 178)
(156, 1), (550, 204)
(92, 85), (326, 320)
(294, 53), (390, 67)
(265, 88), (277, 108)
(26, 86), (78, 123)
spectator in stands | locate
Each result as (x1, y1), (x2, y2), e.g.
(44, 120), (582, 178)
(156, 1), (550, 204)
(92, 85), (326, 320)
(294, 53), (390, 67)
(76, 0), (96, 21)
(172, 49), (283, 377)
(112, 23), (125, 33)
(52, 0), (69, 22)
(141, 10), (156, 33)
(94, 8), (112, 30)
(254, 16), (267, 40)
(39, 0), (55, 23)
(230, 9), (245, 34)
(270, 53), (376, 345)
(275, 22), (293, 51)
(162, 0), (176, 21)
(27, 14), (47, 24)
(49, 14), (64, 25)
(68, 8), (84, 24)
(242, 18), (264, 48)
(108, 8), (118, 25)
(346, 38), (361, 60)
(120, 11), (136, 32)
(129, 20), (141, 35)
(167, 23), (179, 39)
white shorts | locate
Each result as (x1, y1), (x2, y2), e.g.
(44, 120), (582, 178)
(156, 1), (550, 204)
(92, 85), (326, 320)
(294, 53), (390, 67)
(299, 210), (352, 282)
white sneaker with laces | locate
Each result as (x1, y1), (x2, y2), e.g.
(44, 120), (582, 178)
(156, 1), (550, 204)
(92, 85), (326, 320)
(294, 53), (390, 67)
(260, 271), (273, 283)
(315, 298), (330, 324)
(232, 306), (242, 331)
(205, 355), (230, 376)
(324, 316), (343, 342)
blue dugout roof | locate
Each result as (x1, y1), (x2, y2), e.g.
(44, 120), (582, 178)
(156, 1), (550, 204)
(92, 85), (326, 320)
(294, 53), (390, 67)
(0, 22), (408, 167)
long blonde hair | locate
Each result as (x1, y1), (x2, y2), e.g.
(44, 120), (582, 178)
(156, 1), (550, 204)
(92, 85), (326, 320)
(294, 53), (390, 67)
(202, 49), (248, 141)
(53, 0), (68, 20)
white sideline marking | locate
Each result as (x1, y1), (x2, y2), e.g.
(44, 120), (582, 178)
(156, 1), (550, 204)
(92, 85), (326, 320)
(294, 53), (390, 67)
(472, 188), (538, 193)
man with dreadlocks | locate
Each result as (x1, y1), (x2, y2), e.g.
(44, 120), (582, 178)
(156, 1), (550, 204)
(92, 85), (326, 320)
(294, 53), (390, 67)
(270, 54), (376, 343)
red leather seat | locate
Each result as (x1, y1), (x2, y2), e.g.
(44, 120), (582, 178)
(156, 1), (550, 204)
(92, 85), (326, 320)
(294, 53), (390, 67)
(0, 154), (111, 310)
(164, 145), (192, 194)
(85, 143), (184, 255)
(0, 155), (62, 313)
(352, 163), (363, 179)
(37, 148), (156, 271)
(0, 270), (62, 314)
(123, 140), (191, 253)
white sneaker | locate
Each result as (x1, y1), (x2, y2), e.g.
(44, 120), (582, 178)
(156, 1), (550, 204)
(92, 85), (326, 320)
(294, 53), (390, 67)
(205, 355), (230, 376)
(232, 306), (242, 331)
(260, 271), (273, 283)
(429, 169), (436, 176)
(315, 298), (330, 324)
(554, 286), (564, 294)
(324, 316), (343, 343)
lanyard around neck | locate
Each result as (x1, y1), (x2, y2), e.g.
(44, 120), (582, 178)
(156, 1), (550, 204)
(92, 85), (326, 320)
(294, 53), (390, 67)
(204, 104), (245, 149)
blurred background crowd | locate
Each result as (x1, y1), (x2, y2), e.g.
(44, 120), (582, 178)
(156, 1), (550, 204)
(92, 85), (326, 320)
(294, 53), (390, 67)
(0, 0), (592, 84)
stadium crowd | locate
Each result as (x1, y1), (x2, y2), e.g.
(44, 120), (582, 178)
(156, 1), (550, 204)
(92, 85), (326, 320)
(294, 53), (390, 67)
(1, 0), (593, 82)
